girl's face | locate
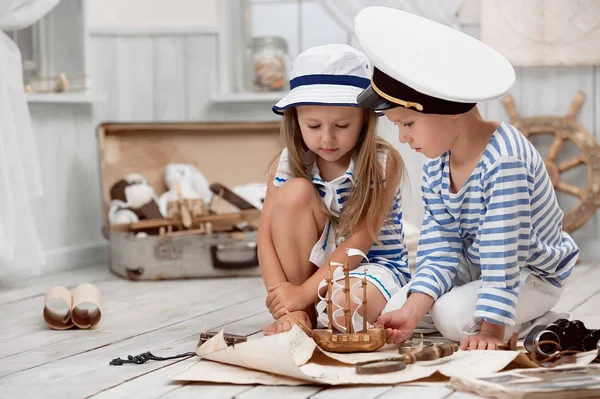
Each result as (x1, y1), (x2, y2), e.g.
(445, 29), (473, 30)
(383, 107), (459, 159)
(296, 106), (364, 163)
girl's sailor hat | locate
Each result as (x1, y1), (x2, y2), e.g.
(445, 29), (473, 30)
(273, 44), (372, 115)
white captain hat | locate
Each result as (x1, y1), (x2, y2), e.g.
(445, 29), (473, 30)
(354, 6), (516, 115)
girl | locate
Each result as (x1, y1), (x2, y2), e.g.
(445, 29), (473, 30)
(354, 7), (580, 350)
(259, 44), (411, 336)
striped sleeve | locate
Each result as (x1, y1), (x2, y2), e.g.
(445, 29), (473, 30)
(409, 168), (461, 300)
(474, 157), (533, 326)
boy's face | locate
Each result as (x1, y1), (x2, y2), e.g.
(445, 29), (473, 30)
(296, 105), (364, 163)
(383, 107), (460, 159)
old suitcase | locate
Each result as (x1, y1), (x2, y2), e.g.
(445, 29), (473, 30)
(97, 121), (281, 280)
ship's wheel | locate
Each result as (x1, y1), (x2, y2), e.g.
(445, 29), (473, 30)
(503, 92), (600, 233)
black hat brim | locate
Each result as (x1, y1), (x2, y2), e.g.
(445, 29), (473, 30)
(357, 86), (398, 111)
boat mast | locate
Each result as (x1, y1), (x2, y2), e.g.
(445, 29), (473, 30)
(327, 263), (333, 331)
(362, 268), (368, 332)
(344, 249), (351, 333)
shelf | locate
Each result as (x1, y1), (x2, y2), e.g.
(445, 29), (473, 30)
(26, 92), (107, 104)
(211, 91), (288, 104)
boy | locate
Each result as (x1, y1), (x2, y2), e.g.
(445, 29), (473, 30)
(354, 7), (579, 350)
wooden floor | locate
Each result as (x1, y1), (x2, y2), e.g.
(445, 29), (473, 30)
(1, 262), (599, 399)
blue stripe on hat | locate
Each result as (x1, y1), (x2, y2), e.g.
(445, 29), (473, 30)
(290, 74), (370, 90)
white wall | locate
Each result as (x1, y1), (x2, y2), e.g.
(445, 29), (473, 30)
(87, 0), (600, 263)
(25, 0), (598, 276)
(87, 0), (218, 31)
(29, 103), (106, 274)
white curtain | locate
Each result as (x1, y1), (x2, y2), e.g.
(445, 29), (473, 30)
(318, 0), (464, 32)
(0, 0), (60, 279)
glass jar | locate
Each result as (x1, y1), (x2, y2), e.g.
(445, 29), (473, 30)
(251, 36), (288, 92)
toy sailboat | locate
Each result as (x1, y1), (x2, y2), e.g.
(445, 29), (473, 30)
(311, 248), (386, 353)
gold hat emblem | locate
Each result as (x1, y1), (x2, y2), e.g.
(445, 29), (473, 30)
(371, 80), (424, 111)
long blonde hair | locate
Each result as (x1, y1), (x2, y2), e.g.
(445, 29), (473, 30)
(270, 107), (405, 242)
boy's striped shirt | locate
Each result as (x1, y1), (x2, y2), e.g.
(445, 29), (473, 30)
(410, 122), (579, 326)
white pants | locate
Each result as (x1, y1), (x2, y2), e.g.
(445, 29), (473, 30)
(382, 261), (569, 342)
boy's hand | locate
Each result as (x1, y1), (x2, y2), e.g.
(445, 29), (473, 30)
(375, 292), (434, 345)
(460, 331), (505, 350)
(266, 282), (310, 319)
(375, 309), (420, 345)
(460, 321), (506, 350)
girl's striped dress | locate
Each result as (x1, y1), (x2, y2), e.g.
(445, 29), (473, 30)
(273, 148), (411, 289)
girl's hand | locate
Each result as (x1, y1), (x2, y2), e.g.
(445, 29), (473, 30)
(266, 282), (310, 319)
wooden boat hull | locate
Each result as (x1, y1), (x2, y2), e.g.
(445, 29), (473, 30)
(312, 328), (386, 353)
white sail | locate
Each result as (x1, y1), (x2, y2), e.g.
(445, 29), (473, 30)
(315, 250), (375, 333)
(346, 247), (369, 261)
(316, 262), (343, 330)
(330, 271), (347, 332)
(316, 278), (330, 328)
(350, 280), (366, 332)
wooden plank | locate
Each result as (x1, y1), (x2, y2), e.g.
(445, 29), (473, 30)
(90, 357), (202, 399)
(570, 289), (600, 329)
(485, 68), (524, 123)
(494, 60), (600, 270)
(45, 0), (85, 76)
(115, 36), (154, 120)
(310, 386), (392, 399)
(235, 385), (324, 399)
(518, 66), (597, 262)
(90, 36), (119, 123)
(0, 265), (111, 305)
(299, 1), (347, 53)
(153, 36), (187, 121)
(160, 383), (254, 399)
(486, 66), (524, 123)
(62, 311), (272, 398)
(98, 121), (280, 133)
(91, 308), (272, 399)
(109, 209), (260, 232)
(0, 277), (136, 349)
(0, 274), (147, 335)
(0, 277), (265, 374)
(553, 66), (597, 260)
(0, 301), (272, 397)
(378, 385), (453, 399)
(553, 263), (600, 312)
(26, 102), (107, 273)
(251, 1), (299, 59)
(0, 276), (203, 352)
(184, 35), (218, 121)
(0, 277), (263, 365)
(91, 306), (270, 399)
(446, 392), (483, 398)
(591, 65), (600, 263)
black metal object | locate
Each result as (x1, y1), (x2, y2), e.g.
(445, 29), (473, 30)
(524, 318), (599, 357)
(109, 351), (196, 366)
(109, 331), (248, 366)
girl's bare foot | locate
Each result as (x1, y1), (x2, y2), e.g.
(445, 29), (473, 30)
(263, 310), (313, 336)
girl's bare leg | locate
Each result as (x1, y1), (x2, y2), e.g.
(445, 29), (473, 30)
(263, 178), (328, 335)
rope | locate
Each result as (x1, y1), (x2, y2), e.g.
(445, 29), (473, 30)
(109, 351), (196, 366)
